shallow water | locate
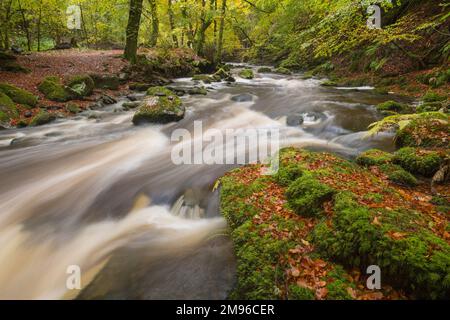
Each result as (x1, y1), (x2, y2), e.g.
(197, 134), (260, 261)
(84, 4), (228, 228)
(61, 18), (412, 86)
(0, 66), (397, 299)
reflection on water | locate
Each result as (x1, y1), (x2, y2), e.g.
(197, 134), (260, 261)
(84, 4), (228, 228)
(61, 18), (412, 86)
(0, 66), (397, 299)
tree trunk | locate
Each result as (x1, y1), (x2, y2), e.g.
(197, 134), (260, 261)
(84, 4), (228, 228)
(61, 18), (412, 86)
(18, 0), (32, 51)
(215, 0), (226, 63)
(167, 0), (178, 46)
(194, 0), (215, 56)
(148, 0), (159, 47)
(181, 0), (194, 48)
(37, 0), (42, 51)
(79, 3), (89, 46)
(124, 0), (144, 63)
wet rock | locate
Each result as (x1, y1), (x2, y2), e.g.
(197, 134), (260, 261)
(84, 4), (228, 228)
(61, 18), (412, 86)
(129, 82), (152, 92)
(231, 93), (253, 102)
(66, 75), (95, 98)
(90, 74), (120, 90)
(0, 83), (38, 107)
(122, 101), (141, 110)
(29, 111), (56, 126)
(274, 67), (292, 75)
(126, 94), (142, 102)
(238, 69), (254, 79)
(257, 67), (272, 73)
(132, 88), (184, 125)
(38, 76), (72, 102)
(67, 103), (81, 114)
(88, 101), (103, 110)
(286, 114), (305, 127)
(100, 94), (117, 105)
(24, 111), (32, 118)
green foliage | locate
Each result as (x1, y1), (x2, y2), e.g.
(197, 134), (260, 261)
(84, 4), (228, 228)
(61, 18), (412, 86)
(0, 83), (37, 107)
(356, 149), (393, 166)
(393, 147), (443, 177)
(286, 175), (335, 217)
(288, 285), (315, 300)
(422, 91), (447, 103)
(274, 162), (303, 186)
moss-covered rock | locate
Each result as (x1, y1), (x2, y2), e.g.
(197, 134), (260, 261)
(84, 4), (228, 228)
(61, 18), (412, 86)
(239, 68), (254, 79)
(29, 111), (56, 126)
(213, 68), (235, 82)
(356, 149), (394, 166)
(416, 102), (446, 113)
(0, 91), (19, 124)
(286, 175), (335, 217)
(376, 100), (410, 113)
(320, 80), (337, 87)
(379, 164), (419, 187)
(129, 82), (152, 91)
(274, 67), (292, 75)
(393, 147), (443, 177)
(0, 83), (38, 107)
(257, 67), (272, 73)
(395, 113), (449, 148)
(192, 74), (212, 83)
(90, 74), (120, 90)
(66, 75), (95, 98)
(312, 192), (450, 299)
(0, 61), (30, 73)
(67, 103), (81, 114)
(38, 76), (72, 102)
(132, 88), (184, 125)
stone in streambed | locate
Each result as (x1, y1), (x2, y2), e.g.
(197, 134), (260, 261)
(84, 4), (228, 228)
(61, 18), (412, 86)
(0, 91), (19, 125)
(238, 69), (254, 79)
(66, 75), (95, 98)
(231, 93), (253, 103)
(132, 87), (184, 125)
(90, 74), (120, 90)
(29, 111), (56, 126)
(286, 114), (304, 127)
(38, 76), (73, 102)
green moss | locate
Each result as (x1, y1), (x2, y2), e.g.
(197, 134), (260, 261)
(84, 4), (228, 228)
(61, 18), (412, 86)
(258, 67), (273, 73)
(0, 91), (19, 123)
(275, 161), (303, 186)
(90, 74), (120, 90)
(356, 149), (393, 166)
(376, 100), (410, 113)
(66, 75), (95, 98)
(239, 68), (254, 79)
(416, 102), (445, 113)
(286, 175), (335, 217)
(0, 83), (38, 107)
(192, 74), (212, 83)
(325, 266), (354, 300)
(393, 147), (443, 177)
(321, 80), (337, 87)
(29, 111), (56, 126)
(274, 67), (292, 75)
(38, 76), (72, 102)
(129, 82), (151, 91)
(386, 166), (419, 187)
(132, 92), (184, 125)
(0, 61), (30, 73)
(312, 191), (450, 299)
(288, 285), (315, 300)
(67, 103), (81, 114)
(422, 91), (447, 103)
(395, 113), (449, 148)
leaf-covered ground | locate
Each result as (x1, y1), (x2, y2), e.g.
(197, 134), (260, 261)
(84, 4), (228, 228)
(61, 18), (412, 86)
(220, 148), (449, 300)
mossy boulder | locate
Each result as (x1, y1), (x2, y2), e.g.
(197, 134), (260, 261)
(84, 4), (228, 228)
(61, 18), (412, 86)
(132, 87), (184, 125)
(321, 80), (337, 87)
(67, 103), (81, 114)
(238, 69), (254, 79)
(275, 161), (303, 186)
(312, 191), (450, 299)
(38, 76), (72, 102)
(90, 74), (120, 90)
(379, 164), (418, 187)
(356, 149), (394, 166)
(0, 91), (19, 124)
(274, 67), (292, 75)
(0, 60), (30, 73)
(0, 83), (38, 107)
(192, 74), (212, 83)
(212, 68), (235, 82)
(66, 75), (95, 98)
(286, 175), (335, 217)
(257, 67), (272, 73)
(396, 113), (449, 148)
(29, 111), (56, 126)
(376, 100), (410, 113)
(393, 147), (443, 177)
(416, 102), (446, 113)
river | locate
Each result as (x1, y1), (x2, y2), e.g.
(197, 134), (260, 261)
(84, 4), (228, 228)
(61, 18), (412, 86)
(0, 66), (398, 299)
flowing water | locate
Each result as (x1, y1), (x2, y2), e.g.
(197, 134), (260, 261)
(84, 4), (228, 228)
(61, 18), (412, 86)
(0, 66), (399, 299)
